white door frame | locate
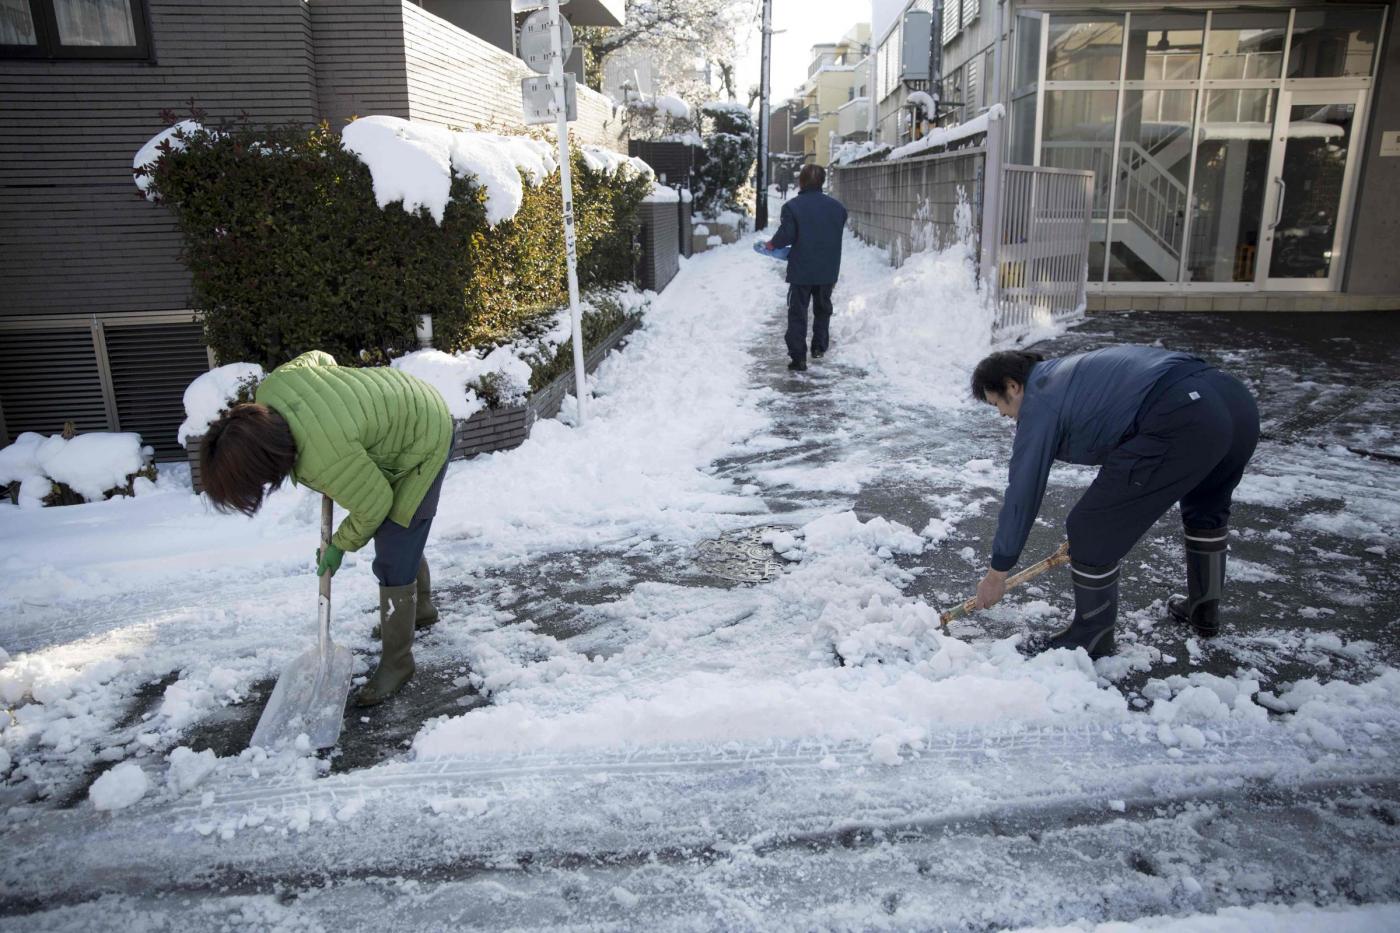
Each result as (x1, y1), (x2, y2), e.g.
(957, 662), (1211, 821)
(1259, 85), (1369, 292)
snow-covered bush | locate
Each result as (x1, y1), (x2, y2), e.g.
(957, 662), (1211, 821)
(136, 113), (651, 368)
(0, 429), (156, 508)
(693, 101), (756, 217)
(177, 363), (264, 447)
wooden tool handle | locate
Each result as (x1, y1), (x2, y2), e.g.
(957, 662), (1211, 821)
(939, 541), (1071, 626)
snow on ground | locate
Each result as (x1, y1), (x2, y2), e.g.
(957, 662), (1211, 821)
(2, 221), (1398, 927)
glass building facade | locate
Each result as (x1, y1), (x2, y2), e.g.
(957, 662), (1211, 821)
(1008, 6), (1386, 291)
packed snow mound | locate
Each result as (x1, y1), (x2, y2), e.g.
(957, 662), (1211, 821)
(0, 432), (46, 506)
(178, 363), (265, 446)
(580, 144), (654, 181)
(41, 433), (149, 501)
(132, 119), (202, 196)
(89, 762), (149, 811)
(341, 115), (557, 226)
(392, 347), (533, 420)
(642, 183), (680, 204)
(2, 432), (150, 505)
(654, 94), (690, 120)
(829, 219), (994, 408)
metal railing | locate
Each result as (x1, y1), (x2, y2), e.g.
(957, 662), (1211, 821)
(829, 112), (1094, 339)
(993, 165), (1095, 338)
(830, 147), (987, 266)
(792, 105), (815, 128)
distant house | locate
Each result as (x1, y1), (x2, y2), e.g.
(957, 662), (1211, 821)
(791, 23), (872, 168)
(0, 0), (625, 459)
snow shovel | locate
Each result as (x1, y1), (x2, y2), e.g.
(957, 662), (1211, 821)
(938, 542), (1072, 627)
(249, 495), (355, 750)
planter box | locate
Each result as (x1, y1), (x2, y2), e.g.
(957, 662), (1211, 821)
(185, 315), (645, 492)
(638, 200), (680, 293)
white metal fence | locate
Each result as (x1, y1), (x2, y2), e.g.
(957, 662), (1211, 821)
(830, 117), (1094, 340)
(990, 164), (1095, 339)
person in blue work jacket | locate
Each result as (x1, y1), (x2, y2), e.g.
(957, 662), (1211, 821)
(765, 163), (848, 371)
(970, 346), (1260, 657)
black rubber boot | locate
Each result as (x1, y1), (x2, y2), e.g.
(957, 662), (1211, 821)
(1021, 560), (1119, 659)
(355, 583), (417, 707)
(372, 559), (437, 639)
(1169, 525), (1228, 637)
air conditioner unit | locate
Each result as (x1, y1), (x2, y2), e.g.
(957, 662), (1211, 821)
(900, 11), (932, 82)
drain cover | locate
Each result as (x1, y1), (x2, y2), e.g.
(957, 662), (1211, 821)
(694, 527), (788, 584)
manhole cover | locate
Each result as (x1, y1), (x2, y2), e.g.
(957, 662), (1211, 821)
(694, 527), (789, 584)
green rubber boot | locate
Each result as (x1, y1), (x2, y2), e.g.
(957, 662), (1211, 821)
(415, 558), (439, 631)
(371, 559), (437, 639)
(355, 583), (417, 707)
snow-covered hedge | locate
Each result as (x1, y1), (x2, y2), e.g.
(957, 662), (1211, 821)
(135, 115), (652, 368)
(694, 102), (755, 217)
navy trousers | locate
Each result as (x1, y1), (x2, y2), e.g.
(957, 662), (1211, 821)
(372, 459), (448, 587)
(786, 284), (834, 363)
(1066, 368), (1259, 567)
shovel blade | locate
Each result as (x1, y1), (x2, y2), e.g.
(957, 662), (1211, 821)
(250, 643), (355, 751)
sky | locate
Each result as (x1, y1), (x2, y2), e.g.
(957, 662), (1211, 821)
(733, 0), (895, 106)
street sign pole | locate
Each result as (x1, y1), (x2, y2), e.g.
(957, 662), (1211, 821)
(546, 0), (587, 425)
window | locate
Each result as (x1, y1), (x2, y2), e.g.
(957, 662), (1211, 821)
(1, 0), (150, 59)
(1288, 7), (1383, 79)
(942, 0), (960, 47)
(1204, 12), (1287, 79)
(1046, 15), (1124, 82)
(1125, 13), (1204, 82)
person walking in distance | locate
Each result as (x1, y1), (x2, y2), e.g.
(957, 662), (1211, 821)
(765, 163), (848, 371)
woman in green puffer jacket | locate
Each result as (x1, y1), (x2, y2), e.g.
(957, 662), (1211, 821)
(201, 350), (454, 707)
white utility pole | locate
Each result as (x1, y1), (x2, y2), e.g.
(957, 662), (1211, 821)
(755, 0), (773, 229)
(546, 0), (586, 424)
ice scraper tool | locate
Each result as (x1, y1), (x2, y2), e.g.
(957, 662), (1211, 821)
(250, 495), (355, 751)
(939, 542), (1071, 626)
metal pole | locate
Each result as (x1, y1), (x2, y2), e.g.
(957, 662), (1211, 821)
(756, 0), (773, 230)
(547, 0), (586, 424)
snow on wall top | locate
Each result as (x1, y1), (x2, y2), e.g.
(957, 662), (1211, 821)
(391, 347), (533, 421)
(887, 104), (1004, 162)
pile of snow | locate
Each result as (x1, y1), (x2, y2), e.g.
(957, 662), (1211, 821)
(580, 145), (654, 181)
(132, 119), (202, 197)
(826, 210), (995, 408)
(89, 761), (149, 811)
(341, 115), (557, 225)
(392, 347), (533, 420)
(629, 94), (691, 121)
(177, 363), (265, 446)
(703, 100), (752, 117)
(831, 140), (888, 165)
(0, 431), (151, 507)
(888, 104), (1003, 161)
(659, 131), (705, 147)
(641, 183), (680, 204)
(654, 94), (690, 120)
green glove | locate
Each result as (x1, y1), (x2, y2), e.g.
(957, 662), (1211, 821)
(316, 543), (344, 578)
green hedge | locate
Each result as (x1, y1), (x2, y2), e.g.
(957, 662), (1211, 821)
(141, 120), (651, 368)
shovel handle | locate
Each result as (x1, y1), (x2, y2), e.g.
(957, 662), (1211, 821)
(318, 495), (333, 658)
(939, 541), (1071, 627)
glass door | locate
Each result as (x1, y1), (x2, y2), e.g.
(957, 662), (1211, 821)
(1261, 88), (1366, 290)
